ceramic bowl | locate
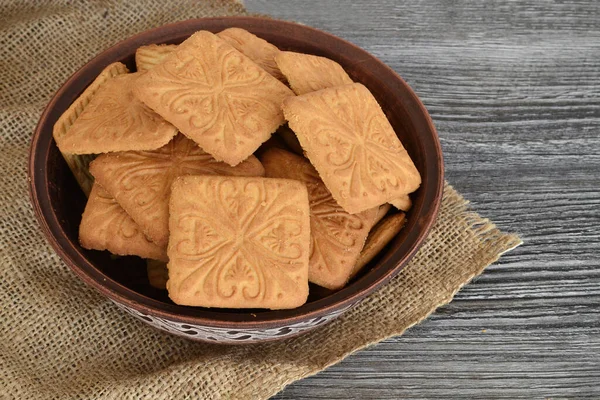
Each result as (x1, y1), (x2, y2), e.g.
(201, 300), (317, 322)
(28, 17), (444, 343)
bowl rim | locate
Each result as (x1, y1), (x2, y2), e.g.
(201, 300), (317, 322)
(28, 16), (444, 329)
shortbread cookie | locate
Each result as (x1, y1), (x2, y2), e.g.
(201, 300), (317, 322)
(275, 51), (353, 95)
(56, 72), (178, 154)
(275, 55), (413, 208)
(89, 135), (265, 248)
(390, 194), (412, 211)
(133, 31), (294, 166)
(147, 259), (169, 290)
(217, 27), (285, 82)
(283, 83), (421, 214)
(53, 62), (128, 195)
(351, 212), (407, 278)
(135, 44), (178, 72)
(167, 175), (310, 309)
(79, 183), (167, 261)
(261, 148), (377, 290)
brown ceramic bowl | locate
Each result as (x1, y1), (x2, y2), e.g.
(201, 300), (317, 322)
(28, 17), (443, 343)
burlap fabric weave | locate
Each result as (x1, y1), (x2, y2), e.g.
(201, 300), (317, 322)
(0, 1), (522, 398)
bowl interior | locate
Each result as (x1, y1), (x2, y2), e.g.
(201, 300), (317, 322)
(30, 17), (443, 327)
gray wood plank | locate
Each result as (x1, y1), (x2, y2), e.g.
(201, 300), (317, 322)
(245, 0), (600, 398)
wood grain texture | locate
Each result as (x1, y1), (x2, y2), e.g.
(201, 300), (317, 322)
(245, 0), (600, 398)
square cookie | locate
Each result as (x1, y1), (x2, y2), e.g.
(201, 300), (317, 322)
(275, 51), (353, 95)
(167, 175), (310, 309)
(261, 148), (377, 289)
(55, 72), (178, 155)
(283, 83), (421, 214)
(79, 183), (167, 261)
(133, 30), (294, 166)
(89, 135), (265, 248)
(273, 58), (412, 209)
(53, 62), (128, 196)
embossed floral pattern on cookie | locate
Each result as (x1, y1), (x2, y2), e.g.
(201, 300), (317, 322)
(56, 73), (178, 154)
(89, 135), (265, 248)
(167, 176), (310, 309)
(274, 54), (412, 210)
(133, 31), (294, 166)
(79, 183), (167, 261)
(261, 148), (377, 289)
(283, 83), (421, 214)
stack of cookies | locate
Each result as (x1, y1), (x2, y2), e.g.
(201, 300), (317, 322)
(54, 28), (420, 310)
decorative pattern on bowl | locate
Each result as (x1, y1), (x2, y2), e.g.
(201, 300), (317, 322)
(113, 300), (354, 342)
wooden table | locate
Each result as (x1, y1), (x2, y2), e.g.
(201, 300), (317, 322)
(246, 1), (600, 398)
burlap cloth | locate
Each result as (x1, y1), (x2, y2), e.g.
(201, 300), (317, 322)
(0, 1), (522, 398)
